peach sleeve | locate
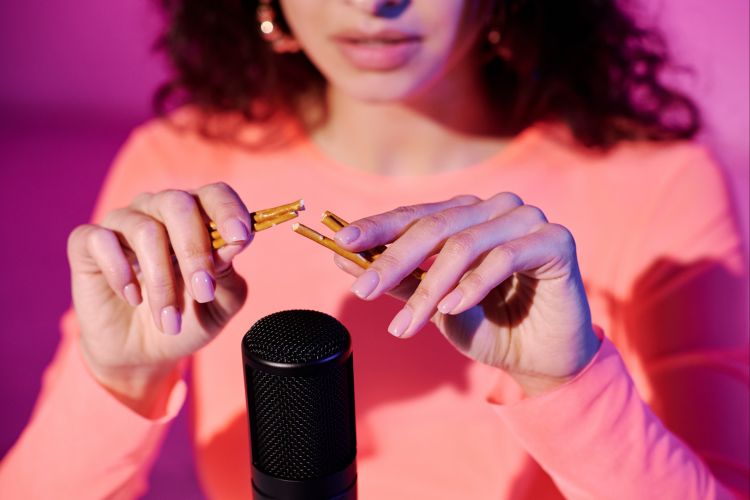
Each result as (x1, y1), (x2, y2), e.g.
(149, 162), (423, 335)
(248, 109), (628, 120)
(488, 147), (749, 498)
(0, 128), (188, 499)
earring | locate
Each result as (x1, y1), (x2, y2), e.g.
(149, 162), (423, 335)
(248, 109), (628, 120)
(257, 0), (300, 54)
(487, 28), (512, 61)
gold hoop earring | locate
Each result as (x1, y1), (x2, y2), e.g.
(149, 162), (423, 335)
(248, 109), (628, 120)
(257, 0), (300, 54)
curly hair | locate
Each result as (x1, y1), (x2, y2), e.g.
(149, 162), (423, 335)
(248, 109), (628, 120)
(154, 0), (700, 148)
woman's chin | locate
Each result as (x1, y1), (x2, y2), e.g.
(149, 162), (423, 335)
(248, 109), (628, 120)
(330, 72), (437, 104)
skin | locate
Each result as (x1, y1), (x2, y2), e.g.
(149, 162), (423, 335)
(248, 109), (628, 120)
(67, 0), (600, 417)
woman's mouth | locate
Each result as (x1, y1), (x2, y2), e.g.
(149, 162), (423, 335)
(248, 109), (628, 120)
(331, 30), (422, 71)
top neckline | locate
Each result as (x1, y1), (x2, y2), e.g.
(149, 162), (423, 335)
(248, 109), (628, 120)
(292, 124), (544, 194)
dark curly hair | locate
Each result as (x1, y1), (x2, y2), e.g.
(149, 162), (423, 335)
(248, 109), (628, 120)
(154, 0), (700, 148)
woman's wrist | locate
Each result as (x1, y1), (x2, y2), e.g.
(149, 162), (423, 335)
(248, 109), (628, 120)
(98, 365), (183, 419)
(511, 327), (602, 398)
(80, 346), (183, 418)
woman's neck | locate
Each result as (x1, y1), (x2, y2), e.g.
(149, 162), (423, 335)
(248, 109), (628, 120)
(308, 60), (510, 177)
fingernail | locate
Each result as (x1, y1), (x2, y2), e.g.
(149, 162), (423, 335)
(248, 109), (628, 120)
(388, 307), (413, 337)
(351, 269), (379, 299)
(122, 283), (141, 306)
(333, 255), (346, 270)
(224, 218), (250, 243)
(160, 306), (181, 335)
(191, 270), (215, 303)
(438, 290), (463, 314)
(335, 226), (361, 245)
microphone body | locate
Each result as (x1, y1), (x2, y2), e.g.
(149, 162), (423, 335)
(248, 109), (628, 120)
(242, 310), (358, 500)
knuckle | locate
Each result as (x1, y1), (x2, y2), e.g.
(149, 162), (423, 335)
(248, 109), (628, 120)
(132, 219), (163, 244)
(130, 191), (152, 208)
(444, 231), (478, 256)
(148, 275), (177, 300)
(409, 285), (433, 306)
(461, 271), (488, 293)
(101, 207), (127, 227)
(497, 191), (524, 207)
(519, 204), (547, 223)
(67, 224), (94, 255)
(87, 226), (114, 249)
(416, 213), (451, 237)
(452, 194), (482, 205)
(548, 223), (576, 249)
(392, 205), (418, 221)
(490, 244), (516, 266)
(178, 241), (210, 264)
(162, 189), (197, 214)
(372, 251), (402, 271)
(207, 181), (233, 194)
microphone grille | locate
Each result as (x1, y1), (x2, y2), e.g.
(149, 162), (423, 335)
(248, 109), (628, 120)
(252, 366), (354, 479)
(244, 309), (350, 364)
(242, 310), (357, 481)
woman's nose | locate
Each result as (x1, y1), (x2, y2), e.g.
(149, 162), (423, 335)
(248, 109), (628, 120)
(345, 0), (410, 18)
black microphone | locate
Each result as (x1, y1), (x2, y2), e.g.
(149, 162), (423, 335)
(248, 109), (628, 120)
(242, 310), (358, 500)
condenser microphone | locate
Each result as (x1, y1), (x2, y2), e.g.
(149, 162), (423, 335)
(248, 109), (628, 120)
(242, 310), (358, 500)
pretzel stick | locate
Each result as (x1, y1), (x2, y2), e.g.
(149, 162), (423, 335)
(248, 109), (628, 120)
(253, 199), (305, 222)
(292, 223), (372, 268)
(208, 199), (305, 231)
(321, 211), (388, 257)
(320, 211), (424, 280)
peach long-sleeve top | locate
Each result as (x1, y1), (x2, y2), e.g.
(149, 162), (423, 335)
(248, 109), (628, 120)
(1, 113), (748, 499)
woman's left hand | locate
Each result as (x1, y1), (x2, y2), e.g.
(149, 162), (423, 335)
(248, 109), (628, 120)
(333, 193), (601, 397)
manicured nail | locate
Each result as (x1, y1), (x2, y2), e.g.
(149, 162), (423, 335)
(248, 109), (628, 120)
(438, 290), (463, 314)
(160, 306), (181, 335)
(191, 270), (215, 303)
(122, 283), (141, 306)
(388, 307), (413, 337)
(335, 226), (361, 245)
(351, 269), (379, 299)
(224, 218), (250, 243)
(333, 256), (346, 270)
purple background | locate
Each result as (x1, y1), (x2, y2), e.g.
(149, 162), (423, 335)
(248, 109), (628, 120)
(0, 1), (747, 497)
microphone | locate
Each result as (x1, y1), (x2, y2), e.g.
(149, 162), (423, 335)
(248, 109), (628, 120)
(242, 310), (358, 500)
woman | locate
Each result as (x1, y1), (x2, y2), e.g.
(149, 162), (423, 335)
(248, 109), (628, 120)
(1, 0), (747, 498)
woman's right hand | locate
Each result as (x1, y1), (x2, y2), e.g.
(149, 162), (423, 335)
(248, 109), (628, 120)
(67, 182), (253, 416)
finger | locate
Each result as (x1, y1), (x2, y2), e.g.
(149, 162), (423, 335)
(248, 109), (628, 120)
(356, 192), (526, 301)
(102, 208), (182, 335)
(131, 189), (219, 304)
(68, 224), (141, 306)
(438, 223), (577, 317)
(333, 254), (417, 302)
(388, 204), (548, 338)
(193, 182), (255, 273)
(333, 194), (486, 252)
(194, 182), (253, 245)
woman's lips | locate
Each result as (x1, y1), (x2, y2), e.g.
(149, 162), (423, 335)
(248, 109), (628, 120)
(331, 30), (422, 71)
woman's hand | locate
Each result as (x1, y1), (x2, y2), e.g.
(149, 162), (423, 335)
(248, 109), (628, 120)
(67, 182), (254, 415)
(332, 193), (601, 397)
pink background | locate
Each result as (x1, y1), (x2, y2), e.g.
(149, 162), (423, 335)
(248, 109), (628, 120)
(0, 1), (747, 497)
